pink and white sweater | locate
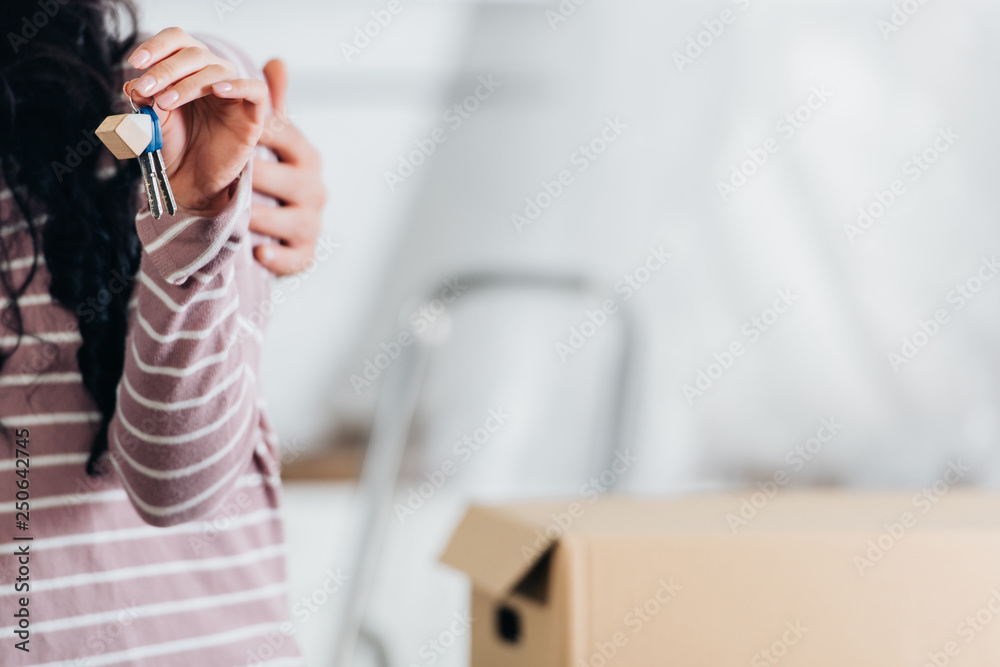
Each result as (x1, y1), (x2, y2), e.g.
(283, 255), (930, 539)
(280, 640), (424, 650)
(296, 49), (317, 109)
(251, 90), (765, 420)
(0, 43), (301, 667)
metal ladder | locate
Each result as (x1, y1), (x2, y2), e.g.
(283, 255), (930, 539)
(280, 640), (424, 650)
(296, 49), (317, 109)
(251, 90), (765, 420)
(332, 271), (636, 667)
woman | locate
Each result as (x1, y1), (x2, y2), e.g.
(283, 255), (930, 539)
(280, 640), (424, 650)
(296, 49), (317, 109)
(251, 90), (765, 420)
(1, 1), (324, 664)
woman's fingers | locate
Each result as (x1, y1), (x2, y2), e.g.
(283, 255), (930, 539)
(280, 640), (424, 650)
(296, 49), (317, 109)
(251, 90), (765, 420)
(254, 160), (327, 208)
(252, 160), (312, 205)
(130, 46), (235, 101)
(254, 242), (316, 277)
(259, 119), (320, 167)
(128, 27), (203, 70)
(211, 78), (270, 108)
(155, 63), (230, 110)
(250, 204), (318, 243)
(262, 59), (289, 117)
(126, 27), (263, 115)
(258, 59), (321, 166)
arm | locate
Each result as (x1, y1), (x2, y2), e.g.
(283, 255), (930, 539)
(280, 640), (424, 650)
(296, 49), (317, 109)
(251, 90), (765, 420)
(109, 176), (255, 527)
(106, 29), (268, 527)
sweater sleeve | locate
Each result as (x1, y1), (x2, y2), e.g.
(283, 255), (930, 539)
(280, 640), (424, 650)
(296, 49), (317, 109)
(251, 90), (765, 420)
(108, 164), (261, 528)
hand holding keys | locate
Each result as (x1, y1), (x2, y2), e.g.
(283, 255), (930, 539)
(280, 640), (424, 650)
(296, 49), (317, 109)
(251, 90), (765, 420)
(93, 28), (268, 220)
(96, 87), (176, 219)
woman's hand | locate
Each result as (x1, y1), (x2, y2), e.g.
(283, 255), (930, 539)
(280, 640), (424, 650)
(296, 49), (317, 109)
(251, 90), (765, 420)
(126, 28), (267, 218)
(251, 59), (326, 276)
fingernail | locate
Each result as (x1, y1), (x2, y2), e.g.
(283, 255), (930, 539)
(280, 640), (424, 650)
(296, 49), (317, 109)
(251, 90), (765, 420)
(259, 245), (274, 262)
(129, 49), (151, 68)
(213, 82), (233, 94)
(136, 75), (156, 95)
(157, 90), (179, 108)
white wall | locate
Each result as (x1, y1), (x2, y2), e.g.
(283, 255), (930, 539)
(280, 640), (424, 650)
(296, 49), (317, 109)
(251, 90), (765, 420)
(131, 3), (1000, 661)
(135, 0), (1000, 492)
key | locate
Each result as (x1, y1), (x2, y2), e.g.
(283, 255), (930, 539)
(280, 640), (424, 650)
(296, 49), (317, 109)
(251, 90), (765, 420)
(152, 148), (177, 217)
(138, 151), (162, 219)
(138, 106), (177, 219)
(95, 84), (177, 219)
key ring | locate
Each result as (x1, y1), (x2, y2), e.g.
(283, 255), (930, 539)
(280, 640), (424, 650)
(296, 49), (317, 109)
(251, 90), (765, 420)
(123, 81), (140, 113)
(122, 82), (163, 153)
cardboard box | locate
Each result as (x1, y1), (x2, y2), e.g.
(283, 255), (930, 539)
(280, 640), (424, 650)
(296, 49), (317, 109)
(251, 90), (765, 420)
(441, 491), (1000, 666)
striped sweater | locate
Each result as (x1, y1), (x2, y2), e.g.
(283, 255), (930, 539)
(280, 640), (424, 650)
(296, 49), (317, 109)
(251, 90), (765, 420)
(0, 43), (301, 667)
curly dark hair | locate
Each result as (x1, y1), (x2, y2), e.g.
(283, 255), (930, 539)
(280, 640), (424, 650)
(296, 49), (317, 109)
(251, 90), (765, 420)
(0, 0), (142, 475)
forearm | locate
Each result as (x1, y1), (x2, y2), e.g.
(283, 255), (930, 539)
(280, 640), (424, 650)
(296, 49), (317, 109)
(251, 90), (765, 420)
(109, 166), (261, 527)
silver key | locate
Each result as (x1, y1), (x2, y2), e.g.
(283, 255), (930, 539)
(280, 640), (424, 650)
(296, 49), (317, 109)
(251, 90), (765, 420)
(152, 149), (177, 217)
(139, 151), (163, 219)
(140, 148), (177, 220)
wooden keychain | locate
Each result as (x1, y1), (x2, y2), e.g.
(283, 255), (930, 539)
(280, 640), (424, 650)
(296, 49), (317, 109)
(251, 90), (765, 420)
(96, 84), (177, 219)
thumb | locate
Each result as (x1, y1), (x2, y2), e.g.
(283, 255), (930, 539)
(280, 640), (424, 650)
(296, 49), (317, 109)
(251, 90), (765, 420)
(262, 58), (289, 117)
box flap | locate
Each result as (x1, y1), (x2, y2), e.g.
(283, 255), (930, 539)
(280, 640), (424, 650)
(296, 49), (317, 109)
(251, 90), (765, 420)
(440, 504), (555, 598)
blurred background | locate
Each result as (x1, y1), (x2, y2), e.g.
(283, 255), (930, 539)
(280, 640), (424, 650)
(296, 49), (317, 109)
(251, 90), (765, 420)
(137, 0), (1000, 664)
